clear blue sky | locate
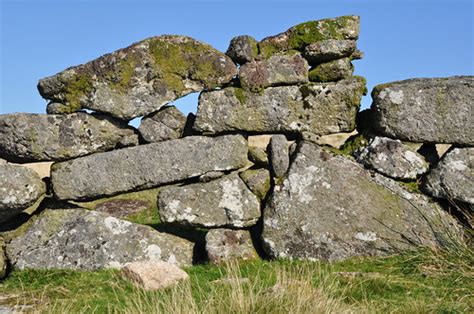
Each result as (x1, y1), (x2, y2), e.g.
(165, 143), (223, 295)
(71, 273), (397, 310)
(1, 0), (473, 119)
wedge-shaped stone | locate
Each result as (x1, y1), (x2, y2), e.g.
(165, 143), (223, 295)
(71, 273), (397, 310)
(239, 52), (308, 91)
(262, 142), (463, 261)
(7, 208), (194, 270)
(371, 76), (474, 145)
(0, 164), (46, 224)
(38, 35), (237, 120)
(51, 135), (248, 201)
(422, 147), (473, 205)
(194, 77), (366, 135)
(0, 113), (138, 163)
(159, 173), (260, 228)
(258, 16), (359, 58)
(139, 106), (187, 143)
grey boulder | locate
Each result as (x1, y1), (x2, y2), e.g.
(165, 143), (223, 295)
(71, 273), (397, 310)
(7, 208), (194, 270)
(422, 147), (473, 205)
(308, 58), (353, 82)
(269, 135), (290, 178)
(139, 106), (187, 143)
(239, 168), (271, 200)
(303, 39), (357, 65)
(262, 142), (462, 261)
(357, 136), (429, 180)
(226, 35), (259, 64)
(51, 135), (248, 201)
(159, 173), (260, 228)
(38, 35), (237, 120)
(239, 52), (308, 91)
(371, 76), (474, 145)
(0, 164), (46, 224)
(194, 77), (366, 135)
(0, 113), (138, 163)
(205, 229), (258, 264)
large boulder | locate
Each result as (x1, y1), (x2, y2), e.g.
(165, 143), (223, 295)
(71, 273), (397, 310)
(370, 76), (474, 145)
(139, 106), (187, 143)
(205, 229), (258, 264)
(356, 136), (428, 180)
(258, 16), (360, 58)
(303, 39), (357, 65)
(51, 135), (248, 201)
(262, 141), (462, 261)
(0, 113), (138, 163)
(239, 52), (308, 91)
(38, 35), (237, 120)
(159, 173), (260, 228)
(422, 147), (473, 205)
(7, 208), (194, 270)
(0, 164), (46, 224)
(194, 77), (366, 135)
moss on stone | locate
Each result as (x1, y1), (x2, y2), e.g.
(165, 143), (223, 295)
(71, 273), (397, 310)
(339, 133), (370, 156)
(61, 71), (94, 112)
(233, 87), (248, 105)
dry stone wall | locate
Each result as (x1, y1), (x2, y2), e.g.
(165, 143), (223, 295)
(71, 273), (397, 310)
(0, 15), (472, 278)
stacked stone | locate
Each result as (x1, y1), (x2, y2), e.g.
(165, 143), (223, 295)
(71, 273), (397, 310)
(0, 15), (469, 281)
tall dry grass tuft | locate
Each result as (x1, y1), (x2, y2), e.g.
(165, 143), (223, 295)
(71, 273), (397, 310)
(111, 261), (360, 314)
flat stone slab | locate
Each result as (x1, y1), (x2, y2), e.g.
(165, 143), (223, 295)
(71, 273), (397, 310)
(38, 35), (237, 120)
(262, 141), (463, 261)
(121, 261), (189, 291)
(0, 113), (138, 162)
(7, 208), (194, 270)
(51, 135), (248, 201)
(371, 76), (474, 145)
(194, 77), (366, 135)
(422, 147), (473, 205)
(159, 173), (260, 228)
(0, 164), (45, 224)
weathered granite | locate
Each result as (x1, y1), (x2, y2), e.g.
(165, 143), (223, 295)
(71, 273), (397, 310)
(262, 142), (463, 261)
(121, 261), (189, 291)
(371, 76), (474, 145)
(239, 52), (308, 91)
(303, 39), (357, 65)
(159, 173), (260, 228)
(139, 106), (187, 143)
(226, 35), (259, 64)
(38, 35), (237, 120)
(357, 136), (429, 180)
(0, 113), (138, 163)
(0, 164), (46, 224)
(7, 208), (194, 270)
(51, 135), (248, 201)
(194, 77), (366, 135)
(258, 16), (360, 58)
(239, 168), (271, 200)
(422, 147), (473, 205)
(269, 135), (290, 178)
(205, 229), (258, 264)
(308, 58), (353, 82)
(0, 236), (6, 279)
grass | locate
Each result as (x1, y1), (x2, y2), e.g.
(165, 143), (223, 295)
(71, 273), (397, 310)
(0, 247), (472, 313)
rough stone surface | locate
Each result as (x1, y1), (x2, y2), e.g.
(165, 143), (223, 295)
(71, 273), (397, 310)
(0, 164), (46, 224)
(7, 208), (194, 270)
(357, 136), (429, 180)
(159, 173), (260, 228)
(139, 106), (187, 143)
(226, 35), (259, 64)
(194, 77), (366, 135)
(269, 135), (290, 178)
(258, 15), (360, 58)
(0, 236), (6, 279)
(51, 135), (248, 201)
(94, 199), (149, 218)
(239, 168), (271, 200)
(371, 76), (474, 145)
(422, 147), (473, 205)
(38, 35), (237, 120)
(239, 52), (308, 91)
(248, 146), (269, 167)
(262, 141), (462, 261)
(205, 229), (258, 264)
(302, 131), (357, 149)
(308, 58), (353, 82)
(0, 113), (138, 163)
(121, 260), (189, 291)
(199, 171), (225, 183)
(303, 39), (357, 65)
